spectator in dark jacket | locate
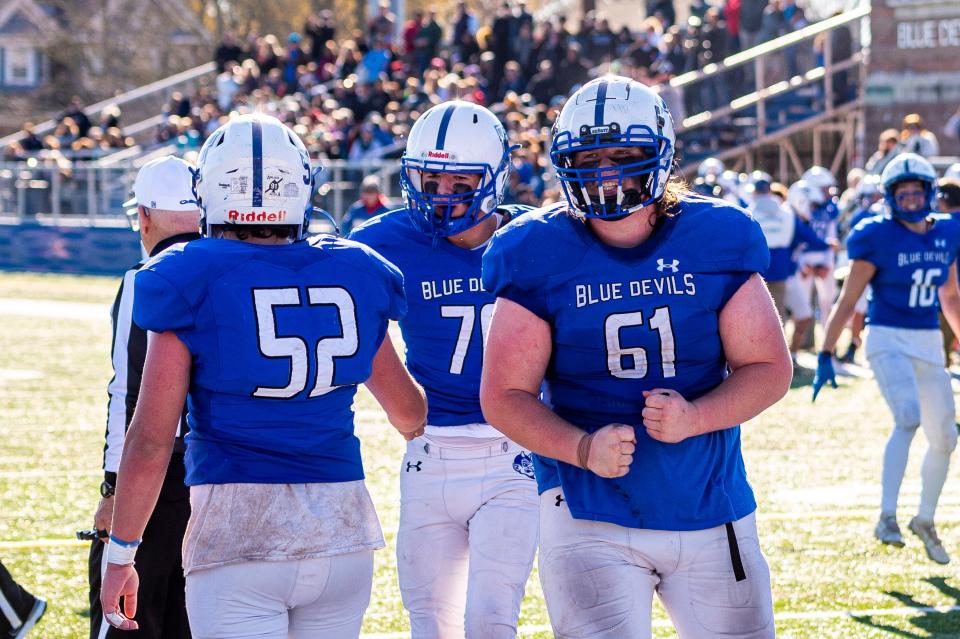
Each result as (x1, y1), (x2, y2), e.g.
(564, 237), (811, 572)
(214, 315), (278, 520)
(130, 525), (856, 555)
(214, 32), (245, 72)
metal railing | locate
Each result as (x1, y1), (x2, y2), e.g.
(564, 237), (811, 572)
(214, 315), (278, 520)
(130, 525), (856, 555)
(0, 62), (217, 150)
(675, 6), (868, 127)
(0, 158), (405, 225)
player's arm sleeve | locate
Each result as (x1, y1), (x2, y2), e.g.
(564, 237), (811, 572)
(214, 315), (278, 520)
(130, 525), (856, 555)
(709, 212), (771, 305)
(845, 225), (873, 263)
(481, 227), (550, 320)
(132, 268), (197, 347)
(793, 215), (830, 251)
(379, 255), (407, 321)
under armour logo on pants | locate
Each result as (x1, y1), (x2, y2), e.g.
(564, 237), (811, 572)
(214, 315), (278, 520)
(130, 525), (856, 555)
(406, 461), (422, 472)
(555, 494), (564, 507)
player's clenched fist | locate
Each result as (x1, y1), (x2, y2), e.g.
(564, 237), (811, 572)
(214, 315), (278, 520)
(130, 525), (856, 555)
(642, 389), (702, 443)
(579, 424), (636, 478)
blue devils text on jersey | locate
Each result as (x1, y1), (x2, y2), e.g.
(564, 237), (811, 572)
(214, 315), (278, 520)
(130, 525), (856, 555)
(846, 214), (960, 329)
(350, 206), (529, 426)
(133, 236), (406, 486)
(482, 195), (770, 531)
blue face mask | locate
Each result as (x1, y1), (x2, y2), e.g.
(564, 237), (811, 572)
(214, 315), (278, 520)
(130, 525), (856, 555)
(886, 180), (935, 223)
(550, 124), (672, 220)
(400, 150), (510, 238)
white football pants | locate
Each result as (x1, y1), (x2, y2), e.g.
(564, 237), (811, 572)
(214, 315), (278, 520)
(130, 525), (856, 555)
(397, 436), (539, 639)
(866, 325), (957, 521)
(184, 550), (373, 639)
(794, 268), (837, 326)
(784, 275), (813, 321)
(538, 487), (774, 639)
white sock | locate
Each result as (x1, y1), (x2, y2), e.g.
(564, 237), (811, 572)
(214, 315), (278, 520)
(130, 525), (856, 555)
(881, 427), (917, 515)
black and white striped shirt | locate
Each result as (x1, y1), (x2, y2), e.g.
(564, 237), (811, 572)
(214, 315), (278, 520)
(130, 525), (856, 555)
(102, 233), (199, 485)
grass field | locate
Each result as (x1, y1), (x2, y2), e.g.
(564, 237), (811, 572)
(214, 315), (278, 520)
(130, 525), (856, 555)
(2, 270), (960, 638)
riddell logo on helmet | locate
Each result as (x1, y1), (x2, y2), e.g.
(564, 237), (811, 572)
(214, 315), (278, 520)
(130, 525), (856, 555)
(227, 210), (287, 222)
(424, 150), (456, 160)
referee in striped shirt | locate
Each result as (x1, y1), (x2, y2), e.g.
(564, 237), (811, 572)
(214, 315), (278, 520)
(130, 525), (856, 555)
(88, 156), (200, 639)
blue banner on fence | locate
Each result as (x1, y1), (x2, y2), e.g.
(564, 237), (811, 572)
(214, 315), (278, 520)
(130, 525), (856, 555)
(0, 222), (142, 276)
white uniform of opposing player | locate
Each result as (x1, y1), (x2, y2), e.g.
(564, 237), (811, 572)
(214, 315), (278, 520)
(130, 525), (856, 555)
(349, 102), (538, 639)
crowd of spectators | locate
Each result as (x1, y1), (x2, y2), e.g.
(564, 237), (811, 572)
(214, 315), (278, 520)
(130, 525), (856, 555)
(157, 0), (839, 205)
(3, 98), (133, 162)
(2, 0), (858, 214)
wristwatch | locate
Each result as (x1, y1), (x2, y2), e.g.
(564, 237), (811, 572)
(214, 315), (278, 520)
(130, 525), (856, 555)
(100, 480), (116, 498)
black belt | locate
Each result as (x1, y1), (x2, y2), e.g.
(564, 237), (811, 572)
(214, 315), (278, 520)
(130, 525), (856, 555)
(725, 522), (747, 582)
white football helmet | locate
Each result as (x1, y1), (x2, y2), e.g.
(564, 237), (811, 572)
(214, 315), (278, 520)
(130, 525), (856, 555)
(802, 166), (837, 189)
(880, 152), (937, 223)
(400, 101), (512, 237)
(195, 113), (314, 239)
(855, 174), (882, 204)
(787, 179), (818, 218)
(946, 163), (960, 180)
(801, 165), (836, 204)
(697, 157), (725, 179)
(550, 75), (676, 219)
(743, 170), (773, 197)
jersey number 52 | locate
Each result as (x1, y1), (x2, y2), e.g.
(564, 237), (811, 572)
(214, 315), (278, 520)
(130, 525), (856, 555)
(252, 287), (358, 398)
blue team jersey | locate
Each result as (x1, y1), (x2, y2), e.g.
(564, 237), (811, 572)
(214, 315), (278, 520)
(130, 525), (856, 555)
(846, 202), (883, 235)
(482, 195), (770, 531)
(133, 236), (406, 486)
(350, 206), (530, 426)
(847, 214), (960, 329)
(805, 199), (840, 246)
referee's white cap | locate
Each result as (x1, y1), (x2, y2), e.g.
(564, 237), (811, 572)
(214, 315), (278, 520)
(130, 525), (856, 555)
(123, 156), (199, 211)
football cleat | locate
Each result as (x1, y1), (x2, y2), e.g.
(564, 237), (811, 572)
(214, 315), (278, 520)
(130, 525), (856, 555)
(839, 343), (858, 364)
(874, 513), (905, 547)
(908, 517), (950, 564)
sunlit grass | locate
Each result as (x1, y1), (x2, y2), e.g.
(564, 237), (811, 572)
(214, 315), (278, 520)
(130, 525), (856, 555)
(1, 271), (959, 638)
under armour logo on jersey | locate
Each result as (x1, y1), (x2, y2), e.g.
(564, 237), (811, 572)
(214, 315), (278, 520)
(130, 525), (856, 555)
(406, 461), (422, 472)
(555, 494), (565, 507)
(656, 258), (680, 272)
(935, 238), (947, 248)
(512, 452), (535, 479)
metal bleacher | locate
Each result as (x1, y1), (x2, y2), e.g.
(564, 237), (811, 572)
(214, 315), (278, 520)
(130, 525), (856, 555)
(0, 5), (871, 226)
(666, 5), (870, 180)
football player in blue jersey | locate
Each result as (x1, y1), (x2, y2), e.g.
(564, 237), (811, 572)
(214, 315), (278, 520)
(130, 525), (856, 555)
(814, 153), (960, 565)
(99, 114), (427, 638)
(479, 76), (792, 638)
(350, 101), (538, 639)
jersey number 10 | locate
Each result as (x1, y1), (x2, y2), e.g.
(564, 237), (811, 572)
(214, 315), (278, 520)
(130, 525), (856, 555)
(908, 268), (942, 308)
(605, 306), (676, 379)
